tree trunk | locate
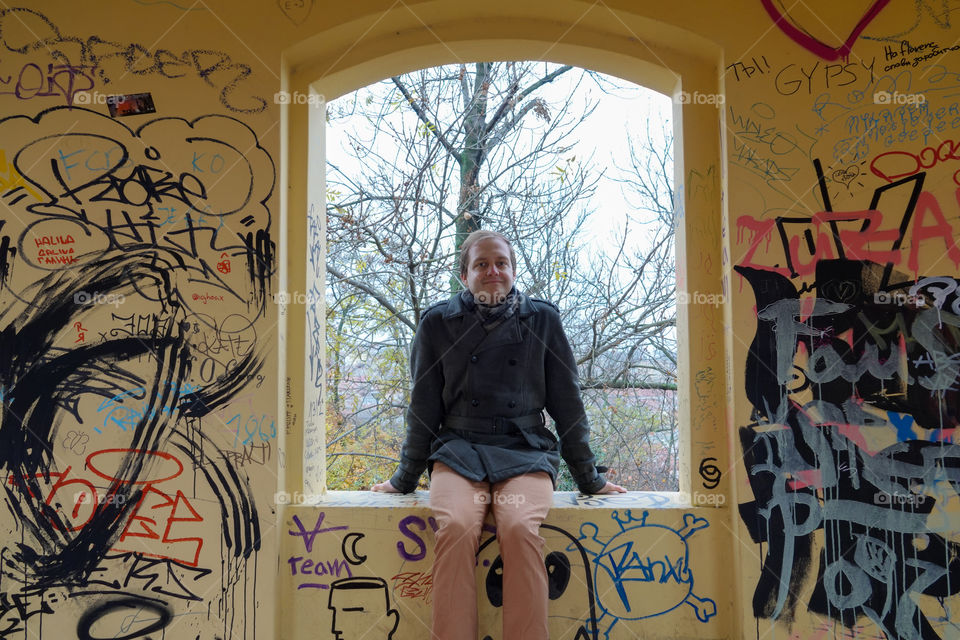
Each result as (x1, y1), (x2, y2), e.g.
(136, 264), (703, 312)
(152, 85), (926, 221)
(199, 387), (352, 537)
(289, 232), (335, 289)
(451, 62), (491, 293)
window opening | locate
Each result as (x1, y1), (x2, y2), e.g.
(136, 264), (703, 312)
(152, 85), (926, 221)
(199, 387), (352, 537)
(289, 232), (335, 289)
(322, 62), (677, 491)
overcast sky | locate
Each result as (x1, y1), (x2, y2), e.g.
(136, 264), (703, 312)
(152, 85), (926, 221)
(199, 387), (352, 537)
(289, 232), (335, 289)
(326, 65), (673, 253)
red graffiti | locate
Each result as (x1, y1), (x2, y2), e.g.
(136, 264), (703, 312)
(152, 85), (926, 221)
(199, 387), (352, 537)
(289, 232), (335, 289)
(391, 572), (433, 602)
(86, 448), (184, 484)
(761, 0), (890, 61)
(8, 449), (205, 566)
(74, 321), (87, 344)
(116, 485), (204, 567)
(7, 466), (98, 531)
(871, 139), (960, 185)
(34, 233), (77, 265)
(88, 448), (204, 566)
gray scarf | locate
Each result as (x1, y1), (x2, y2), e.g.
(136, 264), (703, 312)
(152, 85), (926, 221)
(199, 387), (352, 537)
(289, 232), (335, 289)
(460, 286), (520, 331)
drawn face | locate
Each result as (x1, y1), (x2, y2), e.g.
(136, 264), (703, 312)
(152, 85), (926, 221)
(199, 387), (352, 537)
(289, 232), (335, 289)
(462, 237), (516, 305)
(328, 579), (399, 640)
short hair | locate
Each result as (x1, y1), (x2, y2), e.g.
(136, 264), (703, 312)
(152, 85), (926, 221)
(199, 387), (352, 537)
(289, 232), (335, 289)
(458, 229), (517, 277)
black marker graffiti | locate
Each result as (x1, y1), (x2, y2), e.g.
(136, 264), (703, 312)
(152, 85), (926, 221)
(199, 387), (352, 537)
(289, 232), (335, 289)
(698, 458), (721, 490)
(0, 221), (15, 290)
(327, 577), (399, 640)
(75, 596), (171, 640)
(1, 106), (275, 320)
(0, 7), (266, 112)
(0, 106), (273, 640)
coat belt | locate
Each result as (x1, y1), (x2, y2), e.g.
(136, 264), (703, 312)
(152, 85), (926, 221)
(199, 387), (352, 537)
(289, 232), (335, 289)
(444, 412), (545, 434)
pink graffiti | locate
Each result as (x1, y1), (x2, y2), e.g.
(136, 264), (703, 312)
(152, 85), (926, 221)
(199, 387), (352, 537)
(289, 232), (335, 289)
(737, 190), (960, 276)
(761, 0), (890, 61)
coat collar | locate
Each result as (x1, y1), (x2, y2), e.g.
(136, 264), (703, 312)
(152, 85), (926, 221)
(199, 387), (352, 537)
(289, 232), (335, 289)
(442, 291), (538, 319)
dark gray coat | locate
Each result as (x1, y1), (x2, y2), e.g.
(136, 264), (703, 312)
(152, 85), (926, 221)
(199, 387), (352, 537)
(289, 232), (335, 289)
(389, 292), (607, 494)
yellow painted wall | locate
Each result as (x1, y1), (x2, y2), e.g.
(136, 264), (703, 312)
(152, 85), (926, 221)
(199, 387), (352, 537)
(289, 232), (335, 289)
(1, 1), (956, 639)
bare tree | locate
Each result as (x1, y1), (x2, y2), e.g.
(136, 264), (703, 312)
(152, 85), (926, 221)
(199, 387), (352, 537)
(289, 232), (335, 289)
(590, 117), (677, 490)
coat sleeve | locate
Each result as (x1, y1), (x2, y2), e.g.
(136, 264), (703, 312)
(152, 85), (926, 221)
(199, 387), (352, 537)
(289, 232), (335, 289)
(541, 307), (608, 494)
(389, 312), (444, 493)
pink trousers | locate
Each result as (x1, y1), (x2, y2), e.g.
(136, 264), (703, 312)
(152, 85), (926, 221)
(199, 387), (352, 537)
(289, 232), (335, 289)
(429, 462), (553, 640)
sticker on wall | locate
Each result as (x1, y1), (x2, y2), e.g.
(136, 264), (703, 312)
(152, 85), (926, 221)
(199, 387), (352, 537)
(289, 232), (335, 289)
(107, 92), (156, 117)
(278, 0), (314, 25)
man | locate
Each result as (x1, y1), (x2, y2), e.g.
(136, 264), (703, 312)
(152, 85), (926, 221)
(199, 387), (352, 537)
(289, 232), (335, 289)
(372, 229), (624, 639)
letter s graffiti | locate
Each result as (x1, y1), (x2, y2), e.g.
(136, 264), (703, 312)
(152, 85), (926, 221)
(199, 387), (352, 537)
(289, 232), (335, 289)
(397, 515), (427, 561)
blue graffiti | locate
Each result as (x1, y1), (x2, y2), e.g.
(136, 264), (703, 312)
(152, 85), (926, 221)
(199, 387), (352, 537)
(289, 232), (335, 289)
(888, 411), (916, 442)
(571, 510), (716, 639)
(95, 382), (201, 434)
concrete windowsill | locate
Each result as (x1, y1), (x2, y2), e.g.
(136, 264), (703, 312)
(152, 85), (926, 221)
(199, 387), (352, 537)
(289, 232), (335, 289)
(279, 490), (727, 509)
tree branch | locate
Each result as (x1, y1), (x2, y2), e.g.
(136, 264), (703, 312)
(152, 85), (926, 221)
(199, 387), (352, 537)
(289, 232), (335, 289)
(327, 264), (417, 330)
(580, 381), (677, 391)
(391, 76), (459, 160)
(482, 64), (573, 137)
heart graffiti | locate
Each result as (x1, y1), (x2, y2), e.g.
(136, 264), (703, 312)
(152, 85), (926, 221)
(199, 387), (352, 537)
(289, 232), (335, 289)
(760, 0), (890, 61)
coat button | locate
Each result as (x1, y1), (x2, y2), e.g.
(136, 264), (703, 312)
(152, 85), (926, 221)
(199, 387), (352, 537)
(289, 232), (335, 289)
(508, 400), (517, 408)
(470, 355), (479, 363)
(471, 399), (479, 407)
(509, 358), (517, 365)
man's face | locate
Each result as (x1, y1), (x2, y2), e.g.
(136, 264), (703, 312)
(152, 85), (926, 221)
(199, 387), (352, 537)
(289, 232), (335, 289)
(462, 236), (515, 305)
(329, 588), (398, 640)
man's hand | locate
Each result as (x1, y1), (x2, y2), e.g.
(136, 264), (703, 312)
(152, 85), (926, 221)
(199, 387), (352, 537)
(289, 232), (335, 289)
(371, 480), (401, 493)
(594, 481), (627, 494)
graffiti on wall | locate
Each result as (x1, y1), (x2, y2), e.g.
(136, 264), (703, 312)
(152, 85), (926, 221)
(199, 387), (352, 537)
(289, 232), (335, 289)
(760, 0), (891, 61)
(354, 508), (715, 640)
(0, 7), (267, 112)
(572, 510), (716, 637)
(735, 155), (960, 639)
(0, 103), (275, 638)
(861, 0), (958, 43)
(278, 0), (315, 25)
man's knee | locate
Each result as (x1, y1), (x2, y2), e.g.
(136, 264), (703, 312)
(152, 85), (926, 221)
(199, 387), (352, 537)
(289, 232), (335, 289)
(494, 513), (542, 546)
(435, 512), (484, 543)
